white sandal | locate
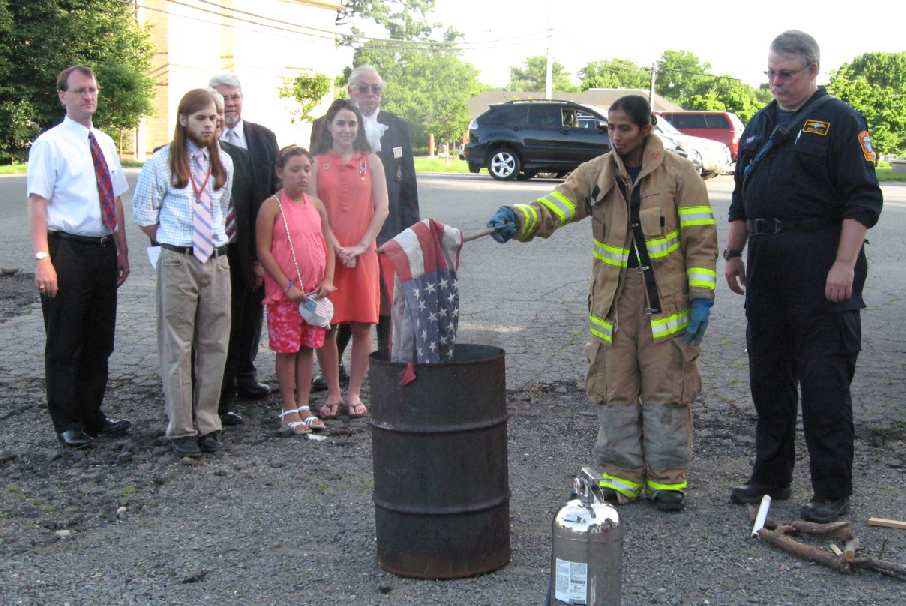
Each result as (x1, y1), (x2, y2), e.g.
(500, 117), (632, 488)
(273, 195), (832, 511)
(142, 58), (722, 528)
(279, 407), (310, 435)
(296, 405), (326, 431)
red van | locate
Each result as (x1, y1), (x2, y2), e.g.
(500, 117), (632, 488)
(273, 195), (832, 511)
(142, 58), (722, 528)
(657, 111), (745, 161)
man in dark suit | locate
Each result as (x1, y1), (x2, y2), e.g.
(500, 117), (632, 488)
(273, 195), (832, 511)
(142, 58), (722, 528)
(310, 65), (420, 387)
(210, 74), (279, 402)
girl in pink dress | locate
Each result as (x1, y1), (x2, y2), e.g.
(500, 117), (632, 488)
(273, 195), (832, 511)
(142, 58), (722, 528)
(256, 146), (336, 435)
(309, 99), (389, 419)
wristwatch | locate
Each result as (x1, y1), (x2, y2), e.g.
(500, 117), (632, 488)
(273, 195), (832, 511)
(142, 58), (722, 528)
(35, 251), (50, 260)
(722, 248), (742, 261)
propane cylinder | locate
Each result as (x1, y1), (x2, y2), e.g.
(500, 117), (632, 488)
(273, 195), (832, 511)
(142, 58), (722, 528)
(549, 468), (623, 606)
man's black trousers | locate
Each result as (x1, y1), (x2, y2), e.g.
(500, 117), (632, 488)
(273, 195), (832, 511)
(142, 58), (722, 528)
(42, 234), (117, 433)
(221, 246), (263, 406)
(745, 236), (861, 501)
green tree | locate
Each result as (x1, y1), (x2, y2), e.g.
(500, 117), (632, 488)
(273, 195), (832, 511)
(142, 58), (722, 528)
(656, 50), (711, 105)
(579, 59), (650, 91)
(353, 42), (485, 147)
(336, 0), (457, 46)
(684, 76), (765, 123)
(828, 52), (906, 155)
(508, 56), (576, 92)
(0, 0), (154, 162)
(279, 72), (332, 124)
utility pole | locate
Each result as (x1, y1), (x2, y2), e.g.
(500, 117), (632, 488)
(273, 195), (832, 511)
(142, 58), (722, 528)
(649, 62), (657, 108)
(545, 28), (553, 99)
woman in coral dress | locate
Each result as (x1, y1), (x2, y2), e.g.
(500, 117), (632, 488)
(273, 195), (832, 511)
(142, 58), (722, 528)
(309, 99), (389, 418)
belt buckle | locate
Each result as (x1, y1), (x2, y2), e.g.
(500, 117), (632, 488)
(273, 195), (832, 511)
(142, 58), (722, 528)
(772, 218), (783, 234)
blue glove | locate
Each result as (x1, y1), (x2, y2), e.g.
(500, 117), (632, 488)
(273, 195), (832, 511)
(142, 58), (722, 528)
(487, 206), (518, 243)
(685, 298), (713, 345)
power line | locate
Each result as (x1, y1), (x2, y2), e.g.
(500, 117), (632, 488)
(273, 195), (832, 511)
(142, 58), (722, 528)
(153, 0), (548, 51)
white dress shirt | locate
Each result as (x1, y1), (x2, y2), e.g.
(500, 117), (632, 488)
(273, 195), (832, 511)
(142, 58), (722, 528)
(26, 116), (129, 237)
(362, 111), (387, 152)
(220, 119), (247, 150)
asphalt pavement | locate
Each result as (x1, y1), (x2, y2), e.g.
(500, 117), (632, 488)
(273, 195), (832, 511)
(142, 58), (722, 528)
(1, 172), (905, 604)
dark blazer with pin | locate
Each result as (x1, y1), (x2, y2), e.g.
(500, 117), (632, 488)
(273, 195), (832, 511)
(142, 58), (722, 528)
(311, 109), (420, 245)
(227, 120), (279, 286)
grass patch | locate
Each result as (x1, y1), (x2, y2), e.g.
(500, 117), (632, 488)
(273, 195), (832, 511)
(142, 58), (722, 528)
(876, 168), (906, 182)
(414, 156), (473, 174)
(0, 164), (26, 175)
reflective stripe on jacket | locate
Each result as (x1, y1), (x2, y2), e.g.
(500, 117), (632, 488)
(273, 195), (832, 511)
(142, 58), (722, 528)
(508, 135), (718, 345)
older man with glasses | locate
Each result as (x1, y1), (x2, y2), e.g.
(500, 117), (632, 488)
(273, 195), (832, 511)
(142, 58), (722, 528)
(310, 65), (420, 387)
(724, 30), (883, 522)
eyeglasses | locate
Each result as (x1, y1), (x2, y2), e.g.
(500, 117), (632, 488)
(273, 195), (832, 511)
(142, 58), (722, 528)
(764, 65), (811, 81)
(352, 84), (383, 95)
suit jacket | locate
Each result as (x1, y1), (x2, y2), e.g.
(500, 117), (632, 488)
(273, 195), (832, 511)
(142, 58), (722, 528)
(311, 109), (420, 245)
(243, 120), (280, 220)
(220, 140), (257, 289)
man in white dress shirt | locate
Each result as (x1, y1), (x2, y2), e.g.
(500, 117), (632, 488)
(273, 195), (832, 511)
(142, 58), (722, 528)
(27, 65), (132, 448)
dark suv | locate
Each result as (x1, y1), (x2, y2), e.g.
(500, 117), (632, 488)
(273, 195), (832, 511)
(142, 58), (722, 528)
(463, 100), (611, 181)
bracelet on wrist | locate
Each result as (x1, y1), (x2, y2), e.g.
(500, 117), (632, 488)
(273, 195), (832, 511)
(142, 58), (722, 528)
(285, 279), (294, 293)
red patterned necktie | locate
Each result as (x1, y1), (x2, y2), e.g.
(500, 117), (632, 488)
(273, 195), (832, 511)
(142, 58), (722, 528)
(88, 132), (117, 232)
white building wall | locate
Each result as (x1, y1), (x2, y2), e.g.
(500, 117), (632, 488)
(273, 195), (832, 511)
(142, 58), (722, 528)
(137, 0), (347, 158)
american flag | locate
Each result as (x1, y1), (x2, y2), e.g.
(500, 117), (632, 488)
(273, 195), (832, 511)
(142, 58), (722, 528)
(379, 219), (463, 364)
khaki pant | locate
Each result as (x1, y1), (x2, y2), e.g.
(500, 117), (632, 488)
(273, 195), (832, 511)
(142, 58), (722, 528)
(157, 248), (231, 439)
(588, 271), (700, 495)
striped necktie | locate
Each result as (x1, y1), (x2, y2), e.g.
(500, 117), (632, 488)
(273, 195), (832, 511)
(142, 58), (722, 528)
(191, 151), (214, 263)
(88, 132), (117, 232)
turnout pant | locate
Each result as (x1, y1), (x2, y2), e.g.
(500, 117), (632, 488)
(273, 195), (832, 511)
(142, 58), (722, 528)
(42, 232), (117, 433)
(157, 248), (230, 439)
(589, 271), (701, 498)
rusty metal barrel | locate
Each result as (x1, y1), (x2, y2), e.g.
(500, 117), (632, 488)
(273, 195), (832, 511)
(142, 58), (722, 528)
(369, 344), (510, 579)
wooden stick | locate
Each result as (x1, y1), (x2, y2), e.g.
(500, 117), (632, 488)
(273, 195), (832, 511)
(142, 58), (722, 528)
(830, 544), (843, 557)
(789, 520), (855, 541)
(843, 537), (860, 562)
(463, 227), (496, 243)
(867, 517), (906, 530)
(756, 528), (852, 573)
(852, 557), (906, 581)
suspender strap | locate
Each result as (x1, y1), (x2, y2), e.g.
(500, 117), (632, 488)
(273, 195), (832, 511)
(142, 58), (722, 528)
(743, 94), (835, 188)
(617, 178), (662, 315)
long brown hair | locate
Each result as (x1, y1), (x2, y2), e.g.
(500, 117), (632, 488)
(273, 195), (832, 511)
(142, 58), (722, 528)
(169, 89), (226, 190)
(312, 99), (371, 155)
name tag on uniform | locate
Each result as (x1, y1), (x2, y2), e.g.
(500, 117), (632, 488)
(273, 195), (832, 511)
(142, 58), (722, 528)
(393, 146), (403, 159)
(802, 119), (830, 136)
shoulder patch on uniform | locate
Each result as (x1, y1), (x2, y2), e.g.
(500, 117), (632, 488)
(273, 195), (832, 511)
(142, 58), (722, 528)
(802, 119), (830, 136)
(858, 131), (876, 163)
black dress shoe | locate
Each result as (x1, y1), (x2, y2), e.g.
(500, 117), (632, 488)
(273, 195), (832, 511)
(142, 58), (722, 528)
(198, 431), (224, 454)
(219, 411), (244, 426)
(730, 482), (792, 504)
(57, 429), (93, 449)
(237, 381), (270, 399)
(312, 365), (348, 392)
(653, 490), (685, 512)
(311, 373), (328, 392)
(171, 436), (202, 458)
(802, 497), (850, 523)
(84, 417), (132, 438)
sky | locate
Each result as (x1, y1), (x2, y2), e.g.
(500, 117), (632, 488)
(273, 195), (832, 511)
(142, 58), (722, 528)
(427, 0), (905, 88)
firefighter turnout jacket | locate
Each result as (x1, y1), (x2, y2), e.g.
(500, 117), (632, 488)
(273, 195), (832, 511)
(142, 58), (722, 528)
(507, 135), (719, 402)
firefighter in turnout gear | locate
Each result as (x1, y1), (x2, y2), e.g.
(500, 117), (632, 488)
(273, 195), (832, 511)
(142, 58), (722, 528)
(488, 95), (718, 512)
